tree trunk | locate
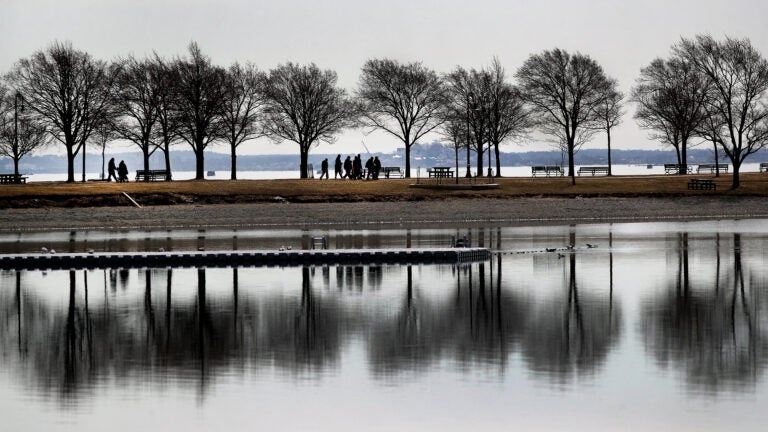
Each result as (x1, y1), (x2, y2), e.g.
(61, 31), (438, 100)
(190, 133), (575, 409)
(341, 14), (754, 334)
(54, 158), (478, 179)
(231, 147), (237, 180)
(476, 143), (484, 178)
(732, 159), (741, 189)
(66, 144), (75, 183)
(101, 145), (106, 180)
(13, 157), (20, 177)
(163, 144), (172, 180)
(494, 142), (501, 178)
(299, 147), (309, 179)
(465, 144), (472, 178)
(404, 143), (411, 178)
(606, 128), (612, 176)
(82, 143), (86, 182)
(143, 148), (150, 174)
(680, 138), (687, 175)
(195, 141), (205, 180)
(567, 138), (576, 185)
(713, 141), (720, 178)
(454, 145), (459, 185)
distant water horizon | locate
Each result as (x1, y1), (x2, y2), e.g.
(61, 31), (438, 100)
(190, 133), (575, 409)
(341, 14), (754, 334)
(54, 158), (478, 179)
(24, 162), (763, 183)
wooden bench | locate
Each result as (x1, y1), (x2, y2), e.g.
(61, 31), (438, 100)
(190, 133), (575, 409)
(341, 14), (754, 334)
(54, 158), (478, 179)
(381, 167), (403, 178)
(0, 173), (28, 184)
(760, 162), (768, 172)
(688, 178), (716, 190)
(428, 167), (453, 178)
(531, 166), (564, 177)
(577, 166), (609, 176)
(664, 164), (693, 174)
(696, 164), (728, 174)
(135, 169), (170, 182)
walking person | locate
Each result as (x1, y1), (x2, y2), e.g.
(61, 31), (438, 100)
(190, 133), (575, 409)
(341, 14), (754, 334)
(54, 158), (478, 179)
(118, 160), (128, 182)
(343, 156), (352, 179)
(107, 158), (118, 182)
(373, 156), (382, 180)
(365, 157), (374, 180)
(319, 158), (329, 179)
(353, 154), (363, 180)
(334, 155), (343, 179)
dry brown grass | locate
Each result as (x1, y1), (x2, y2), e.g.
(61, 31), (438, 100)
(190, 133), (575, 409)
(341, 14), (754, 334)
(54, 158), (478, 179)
(0, 173), (766, 208)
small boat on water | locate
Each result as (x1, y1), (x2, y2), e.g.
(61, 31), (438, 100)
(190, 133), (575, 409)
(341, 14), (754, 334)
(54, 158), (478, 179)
(647, 164), (653, 169)
(207, 170), (215, 177)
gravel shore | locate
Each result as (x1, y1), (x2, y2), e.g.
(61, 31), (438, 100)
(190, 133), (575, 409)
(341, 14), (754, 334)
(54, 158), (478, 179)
(1, 196), (767, 233)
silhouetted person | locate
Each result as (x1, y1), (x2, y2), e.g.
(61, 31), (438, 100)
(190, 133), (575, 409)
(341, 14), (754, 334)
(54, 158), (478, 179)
(107, 158), (118, 182)
(343, 156), (352, 179)
(118, 160), (128, 182)
(334, 155), (343, 179)
(319, 158), (329, 179)
(365, 157), (374, 179)
(353, 154), (363, 179)
(373, 156), (382, 180)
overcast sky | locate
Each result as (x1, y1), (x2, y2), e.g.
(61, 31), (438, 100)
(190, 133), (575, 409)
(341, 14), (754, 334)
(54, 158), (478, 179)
(2, 0), (767, 156)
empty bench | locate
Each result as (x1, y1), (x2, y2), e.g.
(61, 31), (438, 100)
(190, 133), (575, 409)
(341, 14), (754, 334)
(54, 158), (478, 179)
(135, 170), (170, 182)
(577, 166), (609, 176)
(381, 167), (403, 178)
(0, 174), (28, 184)
(664, 164), (693, 174)
(696, 164), (728, 174)
(688, 179), (716, 190)
(531, 166), (564, 177)
(428, 167), (453, 178)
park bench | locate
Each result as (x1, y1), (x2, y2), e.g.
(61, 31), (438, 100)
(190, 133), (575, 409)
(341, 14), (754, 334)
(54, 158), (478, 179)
(381, 167), (404, 178)
(0, 173), (27, 184)
(696, 164), (728, 174)
(135, 169), (170, 182)
(760, 162), (768, 172)
(664, 164), (693, 174)
(428, 167), (453, 178)
(531, 166), (564, 177)
(577, 166), (609, 176)
(688, 178), (717, 190)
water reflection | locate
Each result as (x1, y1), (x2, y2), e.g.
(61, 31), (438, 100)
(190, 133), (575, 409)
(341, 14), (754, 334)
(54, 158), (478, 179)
(3, 223), (768, 410)
(641, 233), (768, 394)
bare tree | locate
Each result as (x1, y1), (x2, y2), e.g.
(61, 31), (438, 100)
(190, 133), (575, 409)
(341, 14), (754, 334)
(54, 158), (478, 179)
(262, 62), (357, 179)
(485, 58), (531, 177)
(357, 59), (445, 178)
(631, 57), (708, 174)
(516, 49), (614, 184)
(594, 79), (624, 175)
(444, 67), (492, 177)
(6, 41), (117, 182)
(221, 62), (266, 180)
(676, 35), (768, 188)
(113, 55), (162, 175)
(175, 42), (226, 180)
(0, 108), (50, 176)
(437, 103), (468, 184)
(151, 54), (181, 179)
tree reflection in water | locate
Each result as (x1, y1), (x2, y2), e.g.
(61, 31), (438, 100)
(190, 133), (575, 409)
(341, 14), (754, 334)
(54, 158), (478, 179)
(642, 233), (768, 393)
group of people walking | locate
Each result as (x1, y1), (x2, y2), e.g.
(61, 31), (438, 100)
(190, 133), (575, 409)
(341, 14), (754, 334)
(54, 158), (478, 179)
(107, 158), (129, 182)
(319, 154), (382, 180)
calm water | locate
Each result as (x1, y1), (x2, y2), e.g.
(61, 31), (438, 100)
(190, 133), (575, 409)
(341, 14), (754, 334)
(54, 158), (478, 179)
(23, 162), (765, 182)
(2, 220), (768, 431)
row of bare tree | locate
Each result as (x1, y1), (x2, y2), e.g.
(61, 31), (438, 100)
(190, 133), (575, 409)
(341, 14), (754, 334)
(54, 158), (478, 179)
(1, 35), (767, 187)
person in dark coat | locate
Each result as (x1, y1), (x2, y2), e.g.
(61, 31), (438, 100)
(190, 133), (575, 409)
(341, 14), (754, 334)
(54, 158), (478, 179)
(118, 160), (128, 182)
(353, 154), (363, 179)
(373, 156), (382, 180)
(343, 156), (352, 179)
(107, 158), (118, 182)
(365, 157), (374, 180)
(334, 155), (343, 179)
(319, 158), (329, 179)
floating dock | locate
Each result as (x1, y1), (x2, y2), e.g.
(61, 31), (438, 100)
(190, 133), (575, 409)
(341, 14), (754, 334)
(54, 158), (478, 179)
(0, 248), (491, 271)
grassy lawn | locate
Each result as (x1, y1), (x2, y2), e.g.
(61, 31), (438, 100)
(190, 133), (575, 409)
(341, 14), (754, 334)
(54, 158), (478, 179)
(0, 173), (765, 208)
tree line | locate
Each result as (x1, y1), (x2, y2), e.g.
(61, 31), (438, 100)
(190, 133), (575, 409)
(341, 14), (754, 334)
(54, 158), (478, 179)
(1, 35), (767, 188)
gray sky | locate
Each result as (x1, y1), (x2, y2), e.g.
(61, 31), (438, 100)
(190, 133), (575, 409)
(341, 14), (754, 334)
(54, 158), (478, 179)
(2, 0), (767, 156)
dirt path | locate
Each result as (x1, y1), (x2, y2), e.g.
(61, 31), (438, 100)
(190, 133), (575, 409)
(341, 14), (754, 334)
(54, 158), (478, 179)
(1, 196), (767, 233)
